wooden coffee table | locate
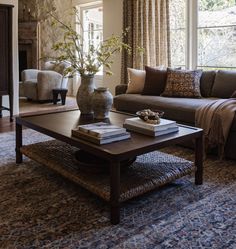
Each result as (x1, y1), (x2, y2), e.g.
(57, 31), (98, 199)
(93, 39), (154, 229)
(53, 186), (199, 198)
(15, 110), (203, 224)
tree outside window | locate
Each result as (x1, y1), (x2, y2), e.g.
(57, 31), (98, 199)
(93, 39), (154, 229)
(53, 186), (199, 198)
(169, 0), (236, 70)
(80, 4), (103, 75)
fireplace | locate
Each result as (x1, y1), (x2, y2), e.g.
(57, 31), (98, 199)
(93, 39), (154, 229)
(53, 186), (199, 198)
(18, 21), (41, 80)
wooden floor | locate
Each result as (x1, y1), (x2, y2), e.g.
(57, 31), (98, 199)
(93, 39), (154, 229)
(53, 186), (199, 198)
(0, 116), (15, 133)
(0, 97), (77, 133)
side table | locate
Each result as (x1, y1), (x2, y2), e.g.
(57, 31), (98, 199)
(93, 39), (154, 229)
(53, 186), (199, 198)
(52, 88), (68, 105)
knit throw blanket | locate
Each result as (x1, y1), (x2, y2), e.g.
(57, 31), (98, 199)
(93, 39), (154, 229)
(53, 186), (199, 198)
(195, 99), (236, 159)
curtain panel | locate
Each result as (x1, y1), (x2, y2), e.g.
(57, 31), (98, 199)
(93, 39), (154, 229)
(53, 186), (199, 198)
(122, 0), (170, 84)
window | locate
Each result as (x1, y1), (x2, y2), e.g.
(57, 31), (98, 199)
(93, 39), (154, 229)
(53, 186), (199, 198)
(169, 0), (186, 68)
(169, 0), (236, 70)
(198, 0), (236, 70)
(78, 2), (103, 75)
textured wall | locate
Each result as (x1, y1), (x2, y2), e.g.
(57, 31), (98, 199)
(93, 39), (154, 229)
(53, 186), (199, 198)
(18, 0), (73, 65)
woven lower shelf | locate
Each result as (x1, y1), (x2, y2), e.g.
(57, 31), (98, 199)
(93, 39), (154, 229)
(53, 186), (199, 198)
(20, 140), (195, 202)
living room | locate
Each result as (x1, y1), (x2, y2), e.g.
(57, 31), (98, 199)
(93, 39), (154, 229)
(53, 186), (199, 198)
(0, 0), (236, 248)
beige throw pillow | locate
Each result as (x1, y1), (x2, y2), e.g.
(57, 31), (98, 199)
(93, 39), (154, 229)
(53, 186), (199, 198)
(126, 68), (146, 94)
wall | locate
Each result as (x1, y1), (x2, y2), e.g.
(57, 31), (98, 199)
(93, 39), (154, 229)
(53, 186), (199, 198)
(0, 0), (19, 116)
(103, 0), (123, 95)
(18, 0), (123, 97)
(72, 0), (123, 95)
(18, 0), (72, 66)
(18, 0), (74, 94)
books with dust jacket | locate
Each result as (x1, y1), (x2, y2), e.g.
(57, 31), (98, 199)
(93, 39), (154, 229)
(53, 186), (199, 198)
(124, 117), (177, 131)
(72, 122), (130, 145)
(123, 118), (179, 137)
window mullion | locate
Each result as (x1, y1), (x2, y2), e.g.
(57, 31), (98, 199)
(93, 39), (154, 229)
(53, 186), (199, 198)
(187, 0), (198, 69)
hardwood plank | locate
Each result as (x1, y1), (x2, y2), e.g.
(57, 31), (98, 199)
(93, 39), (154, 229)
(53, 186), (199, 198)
(0, 116), (15, 133)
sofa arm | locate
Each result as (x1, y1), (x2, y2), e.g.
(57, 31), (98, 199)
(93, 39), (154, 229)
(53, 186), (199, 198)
(37, 71), (62, 100)
(115, 84), (128, 96)
(21, 69), (40, 82)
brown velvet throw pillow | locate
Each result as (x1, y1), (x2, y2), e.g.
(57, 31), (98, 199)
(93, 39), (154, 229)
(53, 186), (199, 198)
(231, 90), (236, 98)
(142, 66), (167, 96)
(161, 68), (202, 98)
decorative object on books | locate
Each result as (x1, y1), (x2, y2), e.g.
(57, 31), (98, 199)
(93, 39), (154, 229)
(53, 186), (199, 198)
(71, 122), (130, 145)
(49, 8), (142, 114)
(91, 87), (113, 119)
(74, 150), (136, 173)
(136, 109), (164, 124)
(124, 117), (179, 137)
(76, 75), (95, 115)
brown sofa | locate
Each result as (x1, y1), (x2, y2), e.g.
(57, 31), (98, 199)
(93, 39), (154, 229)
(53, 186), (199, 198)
(114, 70), (236, 160)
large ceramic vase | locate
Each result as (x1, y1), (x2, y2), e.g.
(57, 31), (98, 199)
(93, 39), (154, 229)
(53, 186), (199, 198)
(76, 75), (95, 115)
(91, 87), (113, 119)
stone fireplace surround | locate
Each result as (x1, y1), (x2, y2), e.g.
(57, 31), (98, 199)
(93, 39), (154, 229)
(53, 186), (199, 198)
(18, 21), (41, 80)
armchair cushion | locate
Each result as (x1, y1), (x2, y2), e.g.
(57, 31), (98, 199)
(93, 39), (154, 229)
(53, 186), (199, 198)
(21, 69), (40, 82)
(23, 80), (38, 100)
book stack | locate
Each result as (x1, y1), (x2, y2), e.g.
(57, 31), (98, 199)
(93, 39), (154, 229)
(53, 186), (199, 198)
(71, 122), (131, 145)
(123, 117), (179, 137)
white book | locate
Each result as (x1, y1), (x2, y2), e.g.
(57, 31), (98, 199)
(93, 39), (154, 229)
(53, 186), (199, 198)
(124, 117), (176, 131)
(72, 129), (131, 145)
(78, 122), (126, 138)
(123, 123), (179, 137)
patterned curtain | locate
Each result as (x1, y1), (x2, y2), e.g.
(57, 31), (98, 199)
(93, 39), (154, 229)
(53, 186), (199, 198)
(122, 0), (170, 84)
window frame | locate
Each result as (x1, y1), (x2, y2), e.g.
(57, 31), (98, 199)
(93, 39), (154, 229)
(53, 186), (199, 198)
(76, 1), (103, 80)
(177, 0), (236, 70)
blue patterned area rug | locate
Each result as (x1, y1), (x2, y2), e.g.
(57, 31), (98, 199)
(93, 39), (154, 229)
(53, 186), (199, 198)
(0, 130), (236, 249)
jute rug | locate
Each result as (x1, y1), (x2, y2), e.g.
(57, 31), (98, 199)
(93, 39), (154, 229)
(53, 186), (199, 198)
(0, 130), (236, 249)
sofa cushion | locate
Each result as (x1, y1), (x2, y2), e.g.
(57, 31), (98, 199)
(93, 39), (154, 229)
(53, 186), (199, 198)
(211, 70), (236, 98)
(161, 68), (202, 98)
(115, 84), (128, 95)
(200, 71), (216, 97)
(114, 94), (218, 124)
(126, 68), (146, 94)
(142, 66), (167, 95)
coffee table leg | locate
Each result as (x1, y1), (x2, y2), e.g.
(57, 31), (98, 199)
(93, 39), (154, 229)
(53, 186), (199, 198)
(16, 122), (23, 164)
(110, 161), (120, 225)
(195, 133), (203, 185)
(0, 96), (2, 118)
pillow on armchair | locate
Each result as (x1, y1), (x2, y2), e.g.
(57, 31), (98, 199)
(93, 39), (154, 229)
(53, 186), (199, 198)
(161, 68), (202, 98)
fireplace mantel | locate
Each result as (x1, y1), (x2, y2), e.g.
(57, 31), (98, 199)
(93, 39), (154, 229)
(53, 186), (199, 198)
(18, 21), (41, 72)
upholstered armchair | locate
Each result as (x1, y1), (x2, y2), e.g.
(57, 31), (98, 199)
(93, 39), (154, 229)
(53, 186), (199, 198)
(21, 61), (70, 101)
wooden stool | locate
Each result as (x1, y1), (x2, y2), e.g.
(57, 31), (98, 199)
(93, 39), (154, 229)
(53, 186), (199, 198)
(52, 88), (68, 105)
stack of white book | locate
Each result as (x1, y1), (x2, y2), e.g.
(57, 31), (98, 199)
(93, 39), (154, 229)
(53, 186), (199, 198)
(123, 117), (179, 137)
(71, 122), (130, 145)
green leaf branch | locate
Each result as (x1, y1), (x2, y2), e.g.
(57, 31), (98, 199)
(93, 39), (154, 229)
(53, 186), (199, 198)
(49, 7), (138, 77)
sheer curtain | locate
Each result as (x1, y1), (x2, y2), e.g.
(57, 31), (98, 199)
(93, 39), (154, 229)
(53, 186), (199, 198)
(122, 0), (170, 83)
